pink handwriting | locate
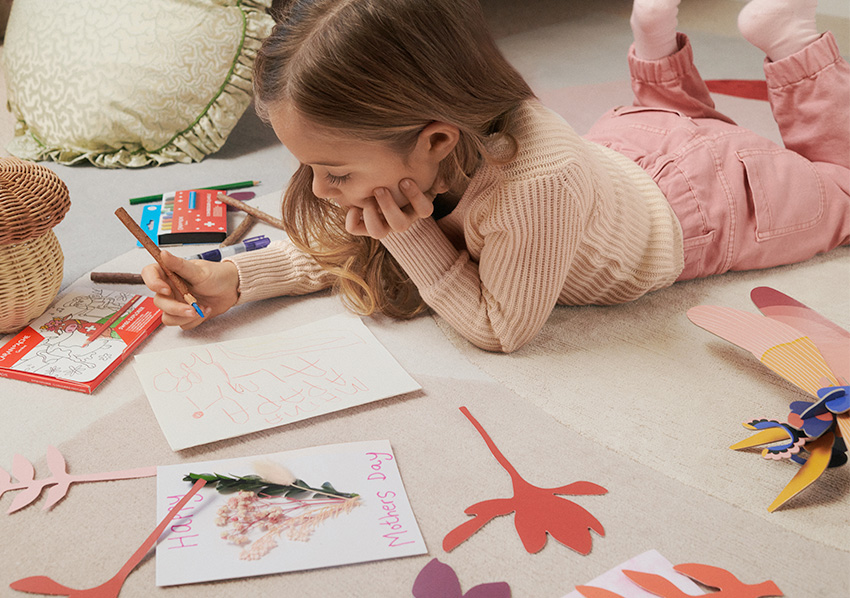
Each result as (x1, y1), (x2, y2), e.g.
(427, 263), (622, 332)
(376, 490), (415, 547)
(165, 492), (204, 549)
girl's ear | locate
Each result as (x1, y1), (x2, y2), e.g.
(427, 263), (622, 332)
(416, 122), (460, 163)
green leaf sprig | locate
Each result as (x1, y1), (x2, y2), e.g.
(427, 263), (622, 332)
(182, 473), (359, 500)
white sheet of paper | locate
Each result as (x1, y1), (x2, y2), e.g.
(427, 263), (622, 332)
(155, 440), (427, 586)
(134, 314), (421, 451)
(561, 549), (705, 597)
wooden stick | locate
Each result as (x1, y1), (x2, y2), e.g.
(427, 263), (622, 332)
(90, 272), (145, 285)
(217, 192), (286, 230)
(220, 214), (256, 247)
(114, 207), (204, 317)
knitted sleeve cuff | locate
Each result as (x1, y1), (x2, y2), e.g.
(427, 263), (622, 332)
(225, 240), (333, 304)
(380, 217), (462, 290)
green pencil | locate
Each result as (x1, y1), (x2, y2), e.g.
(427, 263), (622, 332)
(128, 180), (261, 205)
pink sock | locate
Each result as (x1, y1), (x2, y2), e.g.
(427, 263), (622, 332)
(738, 0), (820, 61)
(631, 0), (682, 60)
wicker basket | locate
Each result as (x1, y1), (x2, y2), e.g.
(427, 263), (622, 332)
(0, 157), (70, 333)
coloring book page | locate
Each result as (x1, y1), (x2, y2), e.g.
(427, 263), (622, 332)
(134, 315), (421, 450)
(0, 281), (159, 389)
(155, 440), (426, 586)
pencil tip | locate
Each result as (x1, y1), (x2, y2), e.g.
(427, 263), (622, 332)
(193, 303), (205, 318)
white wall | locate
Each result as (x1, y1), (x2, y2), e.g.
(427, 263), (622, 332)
(734, 0), (848, 19)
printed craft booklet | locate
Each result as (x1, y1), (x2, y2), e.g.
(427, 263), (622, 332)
(134, 314), (421, 451)
(157, 188), (228, 245)
(155, 440), (427, 586)
(0, 282), (161, 393)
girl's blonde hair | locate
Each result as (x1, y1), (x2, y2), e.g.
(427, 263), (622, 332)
(254, 0), (535, 319)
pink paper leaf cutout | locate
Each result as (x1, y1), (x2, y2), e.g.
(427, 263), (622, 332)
(7, 485), (47, 514)
(412, 558), (510, 598)
(12, 454), (36, 483)
(45, 446), (69, 479)
(10, 479), (206, 598)
(1, 447), (157, 514)
(443, 407), (607, 554)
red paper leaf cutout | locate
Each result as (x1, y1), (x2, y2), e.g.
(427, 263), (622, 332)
(673, 564), (783, 597)
(9, 479), (206, 598)
(623, 563), (783, 597)
(574, 586), (626, 598)
(443, 407), (606, 554)
(9, 576), (74, 595)
(622, 570), (693, 598)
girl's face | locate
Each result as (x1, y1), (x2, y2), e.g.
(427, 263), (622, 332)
(269, 102), (454, 212)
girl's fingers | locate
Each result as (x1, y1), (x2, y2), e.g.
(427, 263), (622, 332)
(361, 201), (390, 238)
(345, 206), (367, 236)
(374, 187), (410, 231)
(141, 263), (173, 296)
(160, 250), (206, 285)
(152, 293), (199, 320)
(400, 179), (434, 218)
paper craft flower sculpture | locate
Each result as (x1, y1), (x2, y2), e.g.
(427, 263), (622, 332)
(0, 446), (156, 514)
(412, 558), (510, 598)
(687, 287), (849, 512)
(443, 406), (607, 554)
(575, 562), (782, 597)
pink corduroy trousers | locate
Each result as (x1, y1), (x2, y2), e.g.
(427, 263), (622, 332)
(585, 33), (849, 281)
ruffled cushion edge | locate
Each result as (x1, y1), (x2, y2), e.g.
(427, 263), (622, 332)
(6, 0), (274, 168)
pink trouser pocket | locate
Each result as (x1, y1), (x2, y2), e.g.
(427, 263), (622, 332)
(736, 148), (825, 240)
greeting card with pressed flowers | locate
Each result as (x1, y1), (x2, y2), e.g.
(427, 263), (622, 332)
(154, 440), (426, 586)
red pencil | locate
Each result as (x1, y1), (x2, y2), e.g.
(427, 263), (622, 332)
(81, 294), (141, 348)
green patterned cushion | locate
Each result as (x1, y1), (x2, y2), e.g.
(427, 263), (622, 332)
(2, 0), (274, 167)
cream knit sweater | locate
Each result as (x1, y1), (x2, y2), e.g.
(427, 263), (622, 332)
(229, 101), (684, 352)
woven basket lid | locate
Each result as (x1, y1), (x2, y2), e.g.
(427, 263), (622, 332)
(0, 157), (70, 246)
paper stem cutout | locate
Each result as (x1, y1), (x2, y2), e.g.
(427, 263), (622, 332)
(412, 558), (511, 598)
(443, 406), (607, 554)
(0, 446), (157, 514)
(687, 287), (849, 511)
(9, 478), (206, 597)
(186, 467), (361, 561)
(576, 562), (782, 597)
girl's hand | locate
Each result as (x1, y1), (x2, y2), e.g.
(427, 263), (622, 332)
(345, 178), (434, 239)
(141, 251), (240, 330)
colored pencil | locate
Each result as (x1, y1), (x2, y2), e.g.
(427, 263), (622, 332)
(128, 180), (261, 205)
(90, 272), (145, 285)
(81, 294), (141, 347)
(114, 207), (205, 318)
(220, 214), (256, 247)
(216, 192), (287, 230)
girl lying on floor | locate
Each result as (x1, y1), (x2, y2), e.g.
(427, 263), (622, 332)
(142, 0), (849, 353)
